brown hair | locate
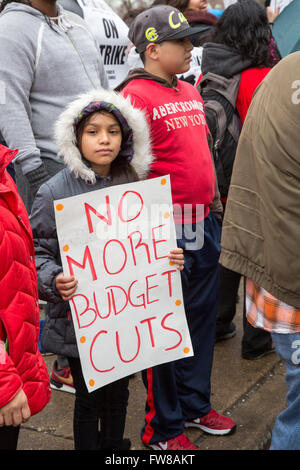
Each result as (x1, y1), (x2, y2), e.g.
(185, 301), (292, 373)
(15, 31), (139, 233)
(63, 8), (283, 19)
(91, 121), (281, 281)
(76, 110), (139, 186)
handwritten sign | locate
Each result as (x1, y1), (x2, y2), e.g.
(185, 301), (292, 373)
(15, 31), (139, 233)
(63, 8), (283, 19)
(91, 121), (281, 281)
(54, 176), (193, 392)
(78, 0), (130, 89)
(179, 47), (203, 85)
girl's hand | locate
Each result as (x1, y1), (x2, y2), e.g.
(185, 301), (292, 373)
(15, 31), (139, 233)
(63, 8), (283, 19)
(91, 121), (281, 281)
(168, 248), (184, 271)
(56, 272), (78, 300)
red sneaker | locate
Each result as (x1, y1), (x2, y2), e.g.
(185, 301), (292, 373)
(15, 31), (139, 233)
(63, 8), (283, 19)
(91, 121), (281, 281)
(185, 409), (236, 435)
(147, 433), (198, 450)
(50, 360), (75, 394)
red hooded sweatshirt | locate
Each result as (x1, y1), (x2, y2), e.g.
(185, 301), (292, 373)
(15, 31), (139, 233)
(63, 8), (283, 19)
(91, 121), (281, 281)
(117, 70), (216, 224)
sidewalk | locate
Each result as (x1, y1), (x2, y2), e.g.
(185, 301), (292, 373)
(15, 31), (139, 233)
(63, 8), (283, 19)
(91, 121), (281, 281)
(18, 295), (288, 451)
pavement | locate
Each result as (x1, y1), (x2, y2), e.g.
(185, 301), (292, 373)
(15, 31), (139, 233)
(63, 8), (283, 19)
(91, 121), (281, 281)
(17, 291), (288, 451)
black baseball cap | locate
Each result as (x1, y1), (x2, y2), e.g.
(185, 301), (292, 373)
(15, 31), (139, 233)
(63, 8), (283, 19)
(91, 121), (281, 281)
(128, 5), (211, 54)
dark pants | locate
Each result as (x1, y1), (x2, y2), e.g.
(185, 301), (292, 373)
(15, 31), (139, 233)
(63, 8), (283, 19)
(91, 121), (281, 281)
(0, 426), (20, 450)
(141, 213), (221, 444)
(216, 266), (272, 355)
(68, 357), (129, 450)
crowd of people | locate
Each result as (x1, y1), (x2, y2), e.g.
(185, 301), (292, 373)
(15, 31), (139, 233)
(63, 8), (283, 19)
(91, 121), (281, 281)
(0, 0), (299, 452)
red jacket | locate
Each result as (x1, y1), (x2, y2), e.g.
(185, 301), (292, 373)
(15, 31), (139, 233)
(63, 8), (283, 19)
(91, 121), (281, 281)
(0, 145), (51, 415)
(235, 68), (270, 123)
(197, 67), (271, 123)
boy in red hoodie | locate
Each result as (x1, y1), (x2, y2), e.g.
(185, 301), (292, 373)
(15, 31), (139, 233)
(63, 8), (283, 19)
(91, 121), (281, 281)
(117, 5), (236, 450)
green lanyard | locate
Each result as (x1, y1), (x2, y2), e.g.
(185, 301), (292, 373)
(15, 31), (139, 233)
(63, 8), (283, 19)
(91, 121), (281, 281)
(5, 337), (8, 353)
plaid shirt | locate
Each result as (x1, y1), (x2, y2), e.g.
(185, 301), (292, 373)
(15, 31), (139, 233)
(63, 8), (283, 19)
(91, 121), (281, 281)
(246, 279), (300, 334)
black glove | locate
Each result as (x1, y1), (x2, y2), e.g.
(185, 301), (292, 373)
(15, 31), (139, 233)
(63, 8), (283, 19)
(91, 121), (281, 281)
(25, 162), (50, 198)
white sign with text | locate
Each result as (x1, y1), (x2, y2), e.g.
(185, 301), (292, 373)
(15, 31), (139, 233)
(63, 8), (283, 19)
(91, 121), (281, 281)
(55, 176), (193, 392)
(78, 0), (130, 89)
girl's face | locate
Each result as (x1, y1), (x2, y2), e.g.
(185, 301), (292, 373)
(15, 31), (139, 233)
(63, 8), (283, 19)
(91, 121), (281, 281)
(188, 0), (207, 10)
(80, 111), (122, 177)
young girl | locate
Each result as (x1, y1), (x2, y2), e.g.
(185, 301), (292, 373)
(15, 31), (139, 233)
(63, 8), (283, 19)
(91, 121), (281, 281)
(29, 89), (184, 451)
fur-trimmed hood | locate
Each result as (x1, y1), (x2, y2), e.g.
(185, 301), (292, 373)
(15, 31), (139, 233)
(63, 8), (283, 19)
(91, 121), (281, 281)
(54, 88), (153, 183)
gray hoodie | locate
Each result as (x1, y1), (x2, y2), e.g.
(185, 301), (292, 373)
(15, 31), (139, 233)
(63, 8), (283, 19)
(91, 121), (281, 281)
(0, 2), (108, 176)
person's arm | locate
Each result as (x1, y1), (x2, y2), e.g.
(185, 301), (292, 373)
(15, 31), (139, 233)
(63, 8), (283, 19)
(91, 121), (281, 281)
(0, 224), (30, 421)
(0, 28), (50, 193)
(30, 183), (66, 303)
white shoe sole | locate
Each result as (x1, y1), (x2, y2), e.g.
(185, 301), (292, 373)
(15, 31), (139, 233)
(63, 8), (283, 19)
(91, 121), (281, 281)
(147, 443), (167, 450)
(185, 422), (236, 435)
(50, 381), (75, 394)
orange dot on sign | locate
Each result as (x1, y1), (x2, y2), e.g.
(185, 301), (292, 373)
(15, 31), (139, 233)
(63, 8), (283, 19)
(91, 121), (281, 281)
(184, 347), (190, 354)
(175, 300), (182, 306)
(89, 379), (95, 387)
(80, 336), (86, 344)
(56, 204), (64, 211)
(63, 245), (69, 252)
(161, 178), (167, 185)
(164, 212), (170, 219)
(169, 261), (175, 266)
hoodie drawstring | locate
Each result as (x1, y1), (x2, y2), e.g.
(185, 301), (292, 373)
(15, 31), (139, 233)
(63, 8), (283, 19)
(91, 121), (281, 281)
(50, 13), (73, 32)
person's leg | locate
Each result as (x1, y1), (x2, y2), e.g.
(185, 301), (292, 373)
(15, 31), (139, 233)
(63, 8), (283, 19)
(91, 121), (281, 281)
(68, 357), (130, 450)
(0, 425), (20, 450)
(176, 213), (220, 420)
(141, 215), (220, 445)
(270, 332), (300, 450)
(242, 279), (274, 359)
(176, 214), (236, 435)
(68, 356), (102, 450)
(141, 363), (185, 445)
(215, 266), (240, 341)
(50, 355), (74, 393)
(100, 376), (130, 450)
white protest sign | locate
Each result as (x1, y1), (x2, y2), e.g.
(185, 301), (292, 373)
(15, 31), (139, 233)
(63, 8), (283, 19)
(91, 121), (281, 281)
(77, 0), (130, 89)
(54, 176), (193, 392)
(178, 47), (203, 85)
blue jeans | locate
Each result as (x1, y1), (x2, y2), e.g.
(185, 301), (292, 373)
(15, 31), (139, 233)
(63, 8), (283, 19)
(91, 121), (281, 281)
(270, 332), (300, 450)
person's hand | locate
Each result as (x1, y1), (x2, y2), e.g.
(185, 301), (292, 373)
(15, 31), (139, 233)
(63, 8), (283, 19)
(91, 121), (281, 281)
(168, 248), (184, 271)
(56, 272), (78, 300)
(266, 6), (280, 22)
(25, 162), (50, 198)
(0, 389), (31, 427)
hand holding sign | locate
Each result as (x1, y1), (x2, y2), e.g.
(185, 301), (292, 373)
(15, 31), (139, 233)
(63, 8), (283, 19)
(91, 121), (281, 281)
(56, 273), (78, 301)
(55, 176), (193, 392)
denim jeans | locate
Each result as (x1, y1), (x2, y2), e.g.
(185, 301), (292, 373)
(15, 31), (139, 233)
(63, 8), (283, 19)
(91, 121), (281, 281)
(270, 332), (300, 450)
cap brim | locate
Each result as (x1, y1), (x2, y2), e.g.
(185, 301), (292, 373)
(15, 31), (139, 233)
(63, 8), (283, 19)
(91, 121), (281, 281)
(161, 24), (212, 42)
